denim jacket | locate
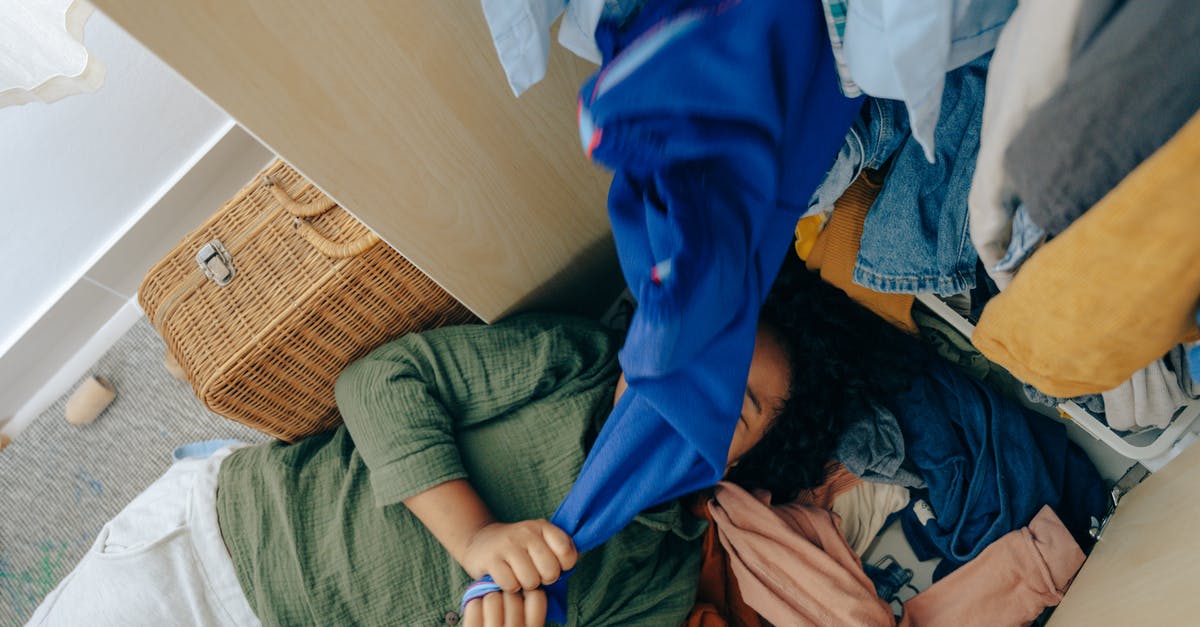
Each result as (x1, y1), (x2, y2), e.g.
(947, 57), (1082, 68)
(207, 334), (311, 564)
(807, 97), (909, 217)
(810, 54), (989, 295)
(855, 55), (989, 295)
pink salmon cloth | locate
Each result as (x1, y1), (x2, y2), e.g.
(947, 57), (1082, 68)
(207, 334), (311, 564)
(709, 483), (1085, 627)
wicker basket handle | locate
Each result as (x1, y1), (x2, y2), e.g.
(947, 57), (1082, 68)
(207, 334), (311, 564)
(262, 175), (381, 259)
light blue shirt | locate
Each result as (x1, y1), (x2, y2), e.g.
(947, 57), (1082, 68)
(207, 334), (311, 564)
(843, 0), (1014, 162)
(481, 0), (637, 96)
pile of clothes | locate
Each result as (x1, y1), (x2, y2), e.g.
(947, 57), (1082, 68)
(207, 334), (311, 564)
(475, 0), (1200, 623)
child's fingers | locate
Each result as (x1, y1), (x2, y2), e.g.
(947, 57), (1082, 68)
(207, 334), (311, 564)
(505, 552), (542, 591)
(503, 591), (525, 627)
(489, 563), (520, 595)
(526, 537), (563, 584)
(482, 591), (503, 627)
(539, 522), (578, 571)
(463, 597), (483, 627)
(524, 590), (547, 627)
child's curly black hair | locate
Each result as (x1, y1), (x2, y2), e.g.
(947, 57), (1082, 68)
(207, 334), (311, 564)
(724, 254), (925, 502)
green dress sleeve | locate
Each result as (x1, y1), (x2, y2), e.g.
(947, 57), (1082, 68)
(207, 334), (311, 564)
(333, 313), (620, 508)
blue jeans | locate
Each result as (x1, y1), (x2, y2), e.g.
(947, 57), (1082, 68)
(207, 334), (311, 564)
(854, 55), (990, 295)
(992, 203), (1046, 275)
(808, 97), (909, 217)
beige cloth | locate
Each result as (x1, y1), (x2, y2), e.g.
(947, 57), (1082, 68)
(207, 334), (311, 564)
(1102, 357), (1188, 431)
(831, 480), (909, 555)
(710, 482), (1085, 627)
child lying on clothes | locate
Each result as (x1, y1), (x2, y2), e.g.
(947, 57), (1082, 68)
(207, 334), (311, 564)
(28, 265), (923, 627)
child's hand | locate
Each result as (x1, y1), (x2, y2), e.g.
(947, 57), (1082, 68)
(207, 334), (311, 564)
(463, 589), (546, 627)
(461, 520), (578, 592)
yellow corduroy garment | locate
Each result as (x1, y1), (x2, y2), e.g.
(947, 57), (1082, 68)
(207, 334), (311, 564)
(797, 173), (917, 333)
(973, 111), (1200, 397)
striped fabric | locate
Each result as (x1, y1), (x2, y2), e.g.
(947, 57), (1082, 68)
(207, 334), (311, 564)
(821, 0), (862, 97)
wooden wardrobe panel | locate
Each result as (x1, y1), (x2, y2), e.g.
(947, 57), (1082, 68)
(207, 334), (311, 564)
(93, 0), (617, 321)
(1049, 442), (1200, 625)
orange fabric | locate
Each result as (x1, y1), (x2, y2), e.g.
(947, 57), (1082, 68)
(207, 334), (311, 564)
(792, 462), (862, 509)
(684, 498), (762, 627)
(682, 464), (860, 627)
(801, 173), (917, 332)
(973, 111), (1200, 396)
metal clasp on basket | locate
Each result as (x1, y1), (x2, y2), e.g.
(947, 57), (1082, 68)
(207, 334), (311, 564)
(195, 239), (236, 286)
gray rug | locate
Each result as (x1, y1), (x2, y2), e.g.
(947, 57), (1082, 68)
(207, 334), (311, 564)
(0, 319), (271, 626)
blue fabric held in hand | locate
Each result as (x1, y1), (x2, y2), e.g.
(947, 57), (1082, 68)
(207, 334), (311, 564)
(895, 357), (1108, 579)
(460, 0), (862, 621)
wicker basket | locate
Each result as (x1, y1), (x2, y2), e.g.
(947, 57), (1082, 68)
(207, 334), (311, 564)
(139, 160), (477, 441)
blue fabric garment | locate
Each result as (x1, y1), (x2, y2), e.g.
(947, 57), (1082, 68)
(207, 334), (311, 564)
(854, 55), (990, 295)
(515, 0), (861, 621)
(842, 0), (1015, 162)
(894, 357), (1108, 578)
(808, 97), (909, 217)
(991, 203), (1046, 276)
(835, 401), (925, 488)
(171, 439), (244, 461)
(1022, 384), (1106, 416)
(1191, 311), (1200, 387)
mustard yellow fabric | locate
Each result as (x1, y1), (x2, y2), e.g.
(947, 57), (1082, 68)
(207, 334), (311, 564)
(973, 111), (1200, 397)
(799, 174), (917, 333)
(793, 213), (826, 261)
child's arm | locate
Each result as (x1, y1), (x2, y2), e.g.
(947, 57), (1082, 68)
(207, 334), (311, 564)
(334, 314), (620, 509)
(334, 314), (618, 619)
(403, 479), (576, 591)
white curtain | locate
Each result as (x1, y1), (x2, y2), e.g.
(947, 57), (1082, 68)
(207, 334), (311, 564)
(0, 0), (104, 107)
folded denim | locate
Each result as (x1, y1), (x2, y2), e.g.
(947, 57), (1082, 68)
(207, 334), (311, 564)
(853, 55), (991, 295)
(991, 204), (1046, 276)
(808, 98), (908, 217)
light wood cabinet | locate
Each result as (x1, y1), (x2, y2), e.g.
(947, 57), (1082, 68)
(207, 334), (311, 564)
(1048, 441), (1200, 625)
(93, 0), (619, 322)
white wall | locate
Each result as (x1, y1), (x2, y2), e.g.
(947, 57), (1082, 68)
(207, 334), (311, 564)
(0, 9), (229, 357)
(0, 10), (276, 435)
